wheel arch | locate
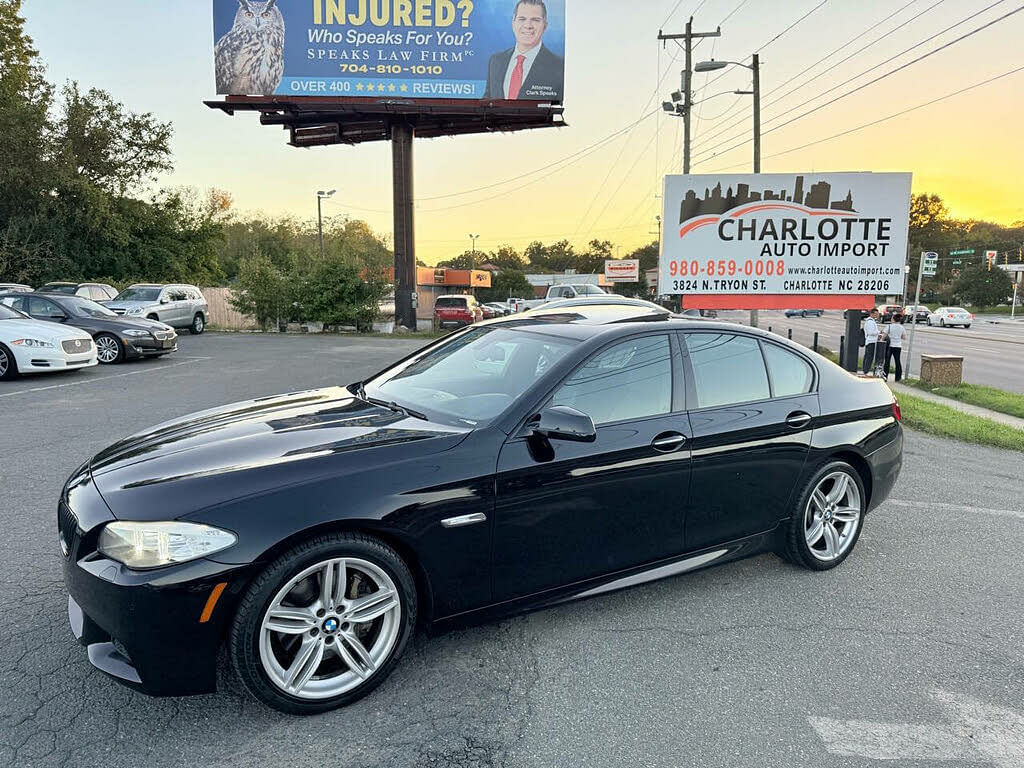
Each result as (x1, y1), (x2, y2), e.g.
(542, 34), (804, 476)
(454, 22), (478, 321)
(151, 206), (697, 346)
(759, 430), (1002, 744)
(245, 520), (436, 628)
(826, 450), (873, 509)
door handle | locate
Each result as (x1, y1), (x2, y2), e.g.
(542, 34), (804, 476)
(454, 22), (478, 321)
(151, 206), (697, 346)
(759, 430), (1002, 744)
(652, 432), (687, 453)
(786, 412), (813, 429)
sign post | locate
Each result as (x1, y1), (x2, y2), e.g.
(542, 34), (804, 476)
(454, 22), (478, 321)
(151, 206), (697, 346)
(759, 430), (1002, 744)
(905, 251), (936, 380)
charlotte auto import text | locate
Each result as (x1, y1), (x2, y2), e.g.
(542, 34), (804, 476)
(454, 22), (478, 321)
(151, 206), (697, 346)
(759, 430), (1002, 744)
(718, 216), (894, 259)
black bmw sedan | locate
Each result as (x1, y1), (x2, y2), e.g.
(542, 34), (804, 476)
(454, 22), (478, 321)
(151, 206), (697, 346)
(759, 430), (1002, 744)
(59, 305), (902, 714)
(0, 292), (177, 363)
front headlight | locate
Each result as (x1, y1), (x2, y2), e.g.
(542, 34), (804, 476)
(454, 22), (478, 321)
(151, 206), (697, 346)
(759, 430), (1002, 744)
(11, 338), (55, 348)
(98, 521), (237, 569)
(123, 329), (150, 337)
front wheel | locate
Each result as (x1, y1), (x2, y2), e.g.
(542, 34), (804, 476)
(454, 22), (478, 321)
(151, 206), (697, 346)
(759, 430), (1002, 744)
(229, 533), (417, 715)
(95, 333), (124, 364)
(0, 343), (18, 380)
(782, 461), (865, 571)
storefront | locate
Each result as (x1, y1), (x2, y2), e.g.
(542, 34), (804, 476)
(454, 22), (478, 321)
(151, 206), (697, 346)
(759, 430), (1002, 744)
(416, 268), (492, 321)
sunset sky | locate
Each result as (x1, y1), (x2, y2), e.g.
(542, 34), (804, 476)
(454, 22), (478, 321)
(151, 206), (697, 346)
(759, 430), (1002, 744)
(23, 0), (1024, 264)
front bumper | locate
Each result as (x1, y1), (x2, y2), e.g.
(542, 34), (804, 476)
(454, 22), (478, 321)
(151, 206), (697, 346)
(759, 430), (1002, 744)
(13, 347), (97, 372)
(59, 476), (249, 696)
(123, 335), (177, 358)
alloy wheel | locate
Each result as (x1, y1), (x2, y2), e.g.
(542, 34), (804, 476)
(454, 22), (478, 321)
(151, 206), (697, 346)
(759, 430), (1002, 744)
(0, 349), (7, 376)
(96, 336), (120, 363)
(258, 557), (401, 700)
(804, 471), (862, 562)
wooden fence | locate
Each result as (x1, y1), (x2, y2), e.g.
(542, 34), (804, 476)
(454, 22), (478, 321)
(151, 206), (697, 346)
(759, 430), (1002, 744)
(202, 287), (259, 330)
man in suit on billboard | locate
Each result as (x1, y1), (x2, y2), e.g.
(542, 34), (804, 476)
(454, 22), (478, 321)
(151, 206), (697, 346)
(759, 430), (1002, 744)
(484, 0), (564, 101)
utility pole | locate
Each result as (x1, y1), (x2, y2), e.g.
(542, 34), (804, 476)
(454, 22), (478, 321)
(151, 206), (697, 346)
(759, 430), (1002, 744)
(658, 21), (721, 174)
(750, 52), (760, 329)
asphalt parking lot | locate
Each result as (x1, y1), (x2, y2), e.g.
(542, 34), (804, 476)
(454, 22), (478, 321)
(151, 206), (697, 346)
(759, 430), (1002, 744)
(2, 333), (1022, 768)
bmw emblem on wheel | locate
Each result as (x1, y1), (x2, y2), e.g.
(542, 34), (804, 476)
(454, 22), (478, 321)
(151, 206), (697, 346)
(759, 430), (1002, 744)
(323, 618), (339, 633)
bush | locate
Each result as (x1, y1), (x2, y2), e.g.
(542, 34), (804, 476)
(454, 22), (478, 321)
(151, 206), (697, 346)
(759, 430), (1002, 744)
(297, 254), (388, 332)
(228, 255), (290, 331)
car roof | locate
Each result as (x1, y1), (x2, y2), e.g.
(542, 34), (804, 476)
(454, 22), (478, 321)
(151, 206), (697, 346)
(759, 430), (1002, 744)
(486, 304), (747, 340)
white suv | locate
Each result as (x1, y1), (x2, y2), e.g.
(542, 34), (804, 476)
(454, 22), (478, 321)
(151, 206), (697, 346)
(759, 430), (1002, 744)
(104, 284), (209, 334)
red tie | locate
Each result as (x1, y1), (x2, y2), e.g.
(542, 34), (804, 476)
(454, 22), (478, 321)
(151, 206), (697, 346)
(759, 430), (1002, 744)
(508, 54), (526, 99)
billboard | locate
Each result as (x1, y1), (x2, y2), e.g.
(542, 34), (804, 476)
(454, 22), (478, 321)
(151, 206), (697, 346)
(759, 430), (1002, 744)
(213, 0), (566, 101)
(659, 173), (912, 297)
(605, 259), (639, 282)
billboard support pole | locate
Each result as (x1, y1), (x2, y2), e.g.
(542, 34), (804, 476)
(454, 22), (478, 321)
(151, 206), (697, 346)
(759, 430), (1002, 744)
(392, 122), (417, 331)
(843, 310), (861, 373)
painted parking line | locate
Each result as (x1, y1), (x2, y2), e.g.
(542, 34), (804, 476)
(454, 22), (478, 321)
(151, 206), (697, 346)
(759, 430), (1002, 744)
(810, 690), (1024, 766)
(0, 357), (211, 399)
(885, 499), (1024, 521)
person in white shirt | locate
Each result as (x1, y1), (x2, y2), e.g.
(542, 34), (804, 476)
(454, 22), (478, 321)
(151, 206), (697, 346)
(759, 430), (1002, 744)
(862, 309), (880, 374)
(884, 314), (906, 381)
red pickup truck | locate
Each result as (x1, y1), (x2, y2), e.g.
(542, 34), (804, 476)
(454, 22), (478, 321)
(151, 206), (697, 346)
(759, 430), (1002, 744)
(433, 295), (483, 330)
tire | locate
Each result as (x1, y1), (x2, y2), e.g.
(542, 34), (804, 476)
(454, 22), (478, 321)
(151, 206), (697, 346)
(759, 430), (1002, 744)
(782, 460), (866, 571)
(963, 324), (971, 329)
(94, 333), (124, 364)
(146, 314), (159, 322)
(940, 319), (945, 327)
(189, 313), (205, 335)
(228, 532), (417, 715)
(0, 343), (18, 380)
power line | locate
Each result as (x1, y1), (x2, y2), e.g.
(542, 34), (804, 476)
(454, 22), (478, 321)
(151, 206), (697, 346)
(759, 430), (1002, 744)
(692, 0), (929, 151)
(692, 1), (1022, 165)
(704, 63), (1024, 172)
(693, 0), (954, 153)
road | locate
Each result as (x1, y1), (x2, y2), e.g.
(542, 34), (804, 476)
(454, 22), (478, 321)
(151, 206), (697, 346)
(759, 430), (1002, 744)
(1, 334), (1022, 768)
(720, 311), (1024, 393)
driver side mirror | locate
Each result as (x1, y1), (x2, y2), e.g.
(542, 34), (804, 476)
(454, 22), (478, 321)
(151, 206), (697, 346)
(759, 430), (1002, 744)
(531, 406), (597, 443)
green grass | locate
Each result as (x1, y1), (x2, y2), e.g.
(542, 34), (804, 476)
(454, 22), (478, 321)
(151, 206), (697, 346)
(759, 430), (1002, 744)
(901, 379), (1024, 420)
(896, 391), (1024, 452)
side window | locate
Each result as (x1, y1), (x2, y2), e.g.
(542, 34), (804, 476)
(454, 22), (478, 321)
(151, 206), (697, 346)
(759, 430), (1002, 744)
(685, 333), (770, 408)
(2, 296), (28, 313)
(75, 286), (90, 297)
(551, 335), (673, 425)
(28, 297), (63, 319)
(762, 343), (814, 398)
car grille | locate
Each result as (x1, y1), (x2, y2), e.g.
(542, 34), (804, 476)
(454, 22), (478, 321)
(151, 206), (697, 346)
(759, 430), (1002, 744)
(153, 330), (174, 341)
(58, 502), (79, 559)
(61, 338), (91, 354)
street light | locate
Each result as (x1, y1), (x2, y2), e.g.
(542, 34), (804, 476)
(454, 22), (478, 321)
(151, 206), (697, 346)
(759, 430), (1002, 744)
(317, 189), (336, 259)
(693, 56), (760, 173)
(469, 233), (480, 269)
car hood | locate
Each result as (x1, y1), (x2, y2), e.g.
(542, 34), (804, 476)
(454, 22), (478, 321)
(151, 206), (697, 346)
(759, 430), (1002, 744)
(81, 316), (173, 333)
(0, 318), (91, 342)
(88, 387), (471, 520)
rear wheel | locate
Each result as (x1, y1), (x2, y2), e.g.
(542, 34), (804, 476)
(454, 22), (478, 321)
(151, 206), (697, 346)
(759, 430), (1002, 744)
(229, 533), (416, 715)
(95, 333), (124, 364)
(189, 313), (205, 335)
(0, 343), (18, 380)
(782, 461), (865, 571)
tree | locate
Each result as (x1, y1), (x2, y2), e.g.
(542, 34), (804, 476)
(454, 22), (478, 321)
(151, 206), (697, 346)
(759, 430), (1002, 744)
(489, 245), (525, 272)
(299, 253), (389, 331)
(953, 263), (1013, 308)
(228, 255), (291, 331)
(477, 269), (533, 304)
(436, 250), (476, 270)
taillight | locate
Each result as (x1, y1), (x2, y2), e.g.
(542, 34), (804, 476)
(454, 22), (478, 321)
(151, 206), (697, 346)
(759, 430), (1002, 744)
(892, 399), (902, 422)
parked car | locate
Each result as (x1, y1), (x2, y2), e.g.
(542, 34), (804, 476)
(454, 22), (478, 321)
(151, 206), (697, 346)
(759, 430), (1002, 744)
(537, 296), (668, 313)
(521, 283), (608, 311)
(482, 302), (510, 318)
(0, 283), (33, 293)
(59, 304), (902, 714)
(0, 303), (96, 380)
(927, 307), (973, 328)
(1, 293), (177, 364)
(104, 284), (208, 334)
(903, 305), (931, 324)
(479, 303), (505, 320)
(876, 304), (903, 322)
(784, 309), (824, 318)
(39, 282), (118, 301)
(432, 295), (483, 329)
(506, 297), (527, 313)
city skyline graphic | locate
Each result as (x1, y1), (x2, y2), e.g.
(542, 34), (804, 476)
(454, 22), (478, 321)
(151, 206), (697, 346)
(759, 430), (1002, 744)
(679, 176), (857, 225)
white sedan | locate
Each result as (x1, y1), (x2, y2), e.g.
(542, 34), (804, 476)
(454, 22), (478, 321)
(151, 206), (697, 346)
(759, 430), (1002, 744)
(0, 304), (97, 380)
(927, 307), (973, 328)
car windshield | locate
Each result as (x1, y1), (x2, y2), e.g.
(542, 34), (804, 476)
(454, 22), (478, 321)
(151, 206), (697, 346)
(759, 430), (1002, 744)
(0, 304), (25, 320)
(41, 284), (77, 294)
(62, 296), (117, 318)
(364, 326), (577, 426)
(114, 287), (161, 301)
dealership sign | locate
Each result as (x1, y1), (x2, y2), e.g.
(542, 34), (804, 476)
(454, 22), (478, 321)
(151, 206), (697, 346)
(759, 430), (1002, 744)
(659, 173), (912, 296)
(605, 259), (639, 282)
(213, 0), (566, 101)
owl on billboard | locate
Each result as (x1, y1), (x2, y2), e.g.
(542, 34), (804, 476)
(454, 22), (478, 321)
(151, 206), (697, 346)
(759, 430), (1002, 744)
(214, 0), (285, 95)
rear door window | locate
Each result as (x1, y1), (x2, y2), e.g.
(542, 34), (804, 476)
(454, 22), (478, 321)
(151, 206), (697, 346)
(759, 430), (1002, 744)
(761, 343), (815, 397)
(684, 333), (770, 408)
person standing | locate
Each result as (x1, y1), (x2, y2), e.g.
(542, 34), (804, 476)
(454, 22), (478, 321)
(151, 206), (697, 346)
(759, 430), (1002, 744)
(862, 308), (880, 374)
(885, 314), (905, 382)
